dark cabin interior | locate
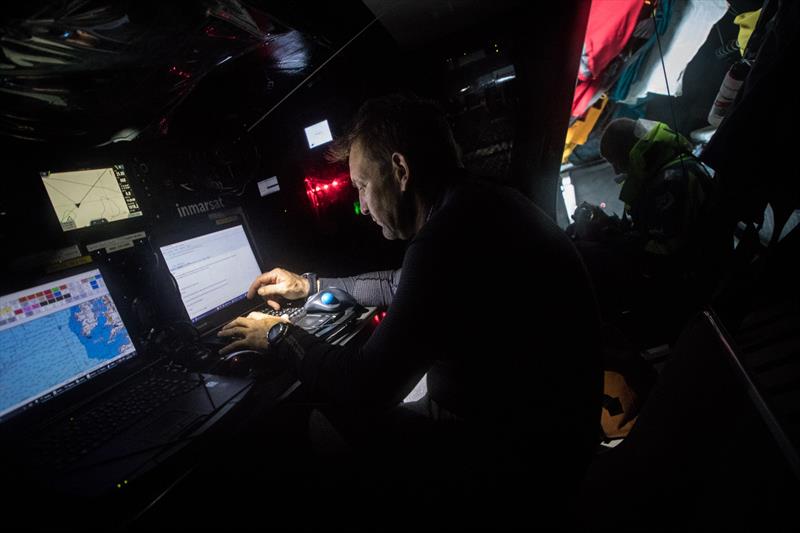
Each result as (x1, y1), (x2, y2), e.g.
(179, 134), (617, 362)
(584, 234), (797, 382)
(1, 1), (799, 531)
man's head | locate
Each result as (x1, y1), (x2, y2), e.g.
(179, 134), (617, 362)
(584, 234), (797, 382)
(328, 93), (461, 240)
(599, 118), (640, 175)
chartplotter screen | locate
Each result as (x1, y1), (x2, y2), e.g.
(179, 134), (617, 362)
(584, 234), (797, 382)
(41, 164), (143, 232)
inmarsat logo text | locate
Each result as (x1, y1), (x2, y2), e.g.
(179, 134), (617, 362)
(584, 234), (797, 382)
(175, 198), (224, 218)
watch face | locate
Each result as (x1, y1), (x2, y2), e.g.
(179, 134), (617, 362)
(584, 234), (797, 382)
(268, 322), (288, 344)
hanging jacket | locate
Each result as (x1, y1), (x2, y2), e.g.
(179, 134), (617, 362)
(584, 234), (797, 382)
(734, 8), (762, 55)
(572, 0), (644, 117)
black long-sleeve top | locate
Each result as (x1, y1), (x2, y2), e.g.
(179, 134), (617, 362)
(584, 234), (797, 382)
(273, 176), (602, 458)
(318, 269), (402, 308)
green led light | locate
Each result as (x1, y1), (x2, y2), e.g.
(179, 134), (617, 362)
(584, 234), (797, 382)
(353, 201), (361, 216)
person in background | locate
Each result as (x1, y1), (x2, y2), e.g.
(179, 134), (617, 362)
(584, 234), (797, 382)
(599, 117), (713, 259)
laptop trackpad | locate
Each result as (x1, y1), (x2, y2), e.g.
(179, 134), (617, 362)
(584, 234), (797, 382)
(138, 410), (202, 442)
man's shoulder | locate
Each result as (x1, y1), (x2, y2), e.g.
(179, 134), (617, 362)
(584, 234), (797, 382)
(443, 175), (533, 211)
(421, 176), (561, 246)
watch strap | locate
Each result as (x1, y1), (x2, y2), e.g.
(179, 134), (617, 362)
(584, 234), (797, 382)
(301, 272), (319, 296)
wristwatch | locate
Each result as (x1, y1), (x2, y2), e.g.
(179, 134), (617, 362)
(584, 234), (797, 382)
(301, 272), (319, 296)
(267, 321), (290, 347)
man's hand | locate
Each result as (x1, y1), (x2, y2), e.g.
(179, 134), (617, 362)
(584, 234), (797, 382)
(217, 315), (288, 356)
(246, 268), (310, 310)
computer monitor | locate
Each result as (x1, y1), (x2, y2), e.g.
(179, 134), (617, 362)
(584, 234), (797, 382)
(159, 224), (263, 334)
(0, 268), (137, 423)
(40, 164), (143, 232)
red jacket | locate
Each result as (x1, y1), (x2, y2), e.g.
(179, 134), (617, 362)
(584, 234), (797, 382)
(573, 0), (644, 117)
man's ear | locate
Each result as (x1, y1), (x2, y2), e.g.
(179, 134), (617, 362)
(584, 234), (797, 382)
(391, 152), (410, 192)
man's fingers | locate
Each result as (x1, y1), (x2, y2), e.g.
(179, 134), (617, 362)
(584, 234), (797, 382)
(220, 317), (250, 332)
(217, 326), (247, 338)
(266, 299), (281, 311)
(219, 340), (248, 356)
(257, 284), (286, 301)
(247, 270), (280, 300)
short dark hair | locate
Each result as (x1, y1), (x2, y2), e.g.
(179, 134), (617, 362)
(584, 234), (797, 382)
(328, 93), (462, 188)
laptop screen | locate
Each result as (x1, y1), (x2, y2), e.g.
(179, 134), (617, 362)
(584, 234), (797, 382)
(159, 224), (262, 329)
(0, 268), (137, 423)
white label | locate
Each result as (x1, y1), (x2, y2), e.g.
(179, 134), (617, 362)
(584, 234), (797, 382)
(86, 231), (147, 253)
(258, 176), (280, 197)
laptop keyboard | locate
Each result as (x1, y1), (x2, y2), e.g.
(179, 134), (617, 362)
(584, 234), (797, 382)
(262, 306), (305, 322)
(34, 374), (202, 468)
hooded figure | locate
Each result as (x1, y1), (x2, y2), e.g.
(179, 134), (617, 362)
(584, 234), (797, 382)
(600, 118), (712, 256)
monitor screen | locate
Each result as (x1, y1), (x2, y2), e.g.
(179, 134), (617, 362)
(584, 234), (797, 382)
(41, 164), (143, 232)
(304, 120), (333, 149)
(159, 225), (262, 325)
(0, 269), (137, 423)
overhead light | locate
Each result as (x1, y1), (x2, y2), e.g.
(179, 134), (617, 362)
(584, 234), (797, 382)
(459, 86), (469, 93)
(495, 74), (516, 84)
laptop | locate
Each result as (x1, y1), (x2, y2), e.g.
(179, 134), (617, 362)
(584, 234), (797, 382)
(158, 222), (373, 344)
(0, 265), (253, 496)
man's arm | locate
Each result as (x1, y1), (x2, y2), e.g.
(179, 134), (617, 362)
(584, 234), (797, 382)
(319, 269), (402, 308)
(271, 247), (434, 410)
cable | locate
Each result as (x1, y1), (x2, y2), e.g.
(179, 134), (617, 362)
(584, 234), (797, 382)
(650, 3), (690, 181)
(246, 16), (382, 134)
(196, 374), (217, 410)
(651, 4), (680, 135)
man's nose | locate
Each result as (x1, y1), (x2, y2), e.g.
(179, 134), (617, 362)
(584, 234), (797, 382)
(358, 195), (369, 215)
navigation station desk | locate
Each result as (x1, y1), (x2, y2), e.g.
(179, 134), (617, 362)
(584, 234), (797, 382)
(2, 307), (379, 532)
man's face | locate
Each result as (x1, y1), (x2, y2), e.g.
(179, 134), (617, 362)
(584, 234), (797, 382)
(607, 154), (630, 176)
(349, 140), (409, 240)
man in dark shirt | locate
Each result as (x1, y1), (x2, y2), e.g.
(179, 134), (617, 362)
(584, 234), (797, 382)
(219, 94), (602, 527)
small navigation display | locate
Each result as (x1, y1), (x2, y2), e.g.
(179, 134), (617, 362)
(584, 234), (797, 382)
(304, 120), (333, 149)
(41, 164), (143, 232)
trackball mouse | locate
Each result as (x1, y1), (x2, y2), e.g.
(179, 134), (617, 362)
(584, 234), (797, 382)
(304, 287), (360, 313)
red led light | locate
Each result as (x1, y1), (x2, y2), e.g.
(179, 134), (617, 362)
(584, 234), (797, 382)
(204, 24), (238, 40)
(304, 172), (351, 210)
(168, 65), (192, 79)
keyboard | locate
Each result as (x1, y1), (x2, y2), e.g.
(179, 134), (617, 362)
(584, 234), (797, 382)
(33, 374), (202, 469)
(261, 306), (306, 323)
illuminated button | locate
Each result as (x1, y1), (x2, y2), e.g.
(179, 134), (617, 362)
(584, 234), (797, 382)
(320, 292), (337, 305)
